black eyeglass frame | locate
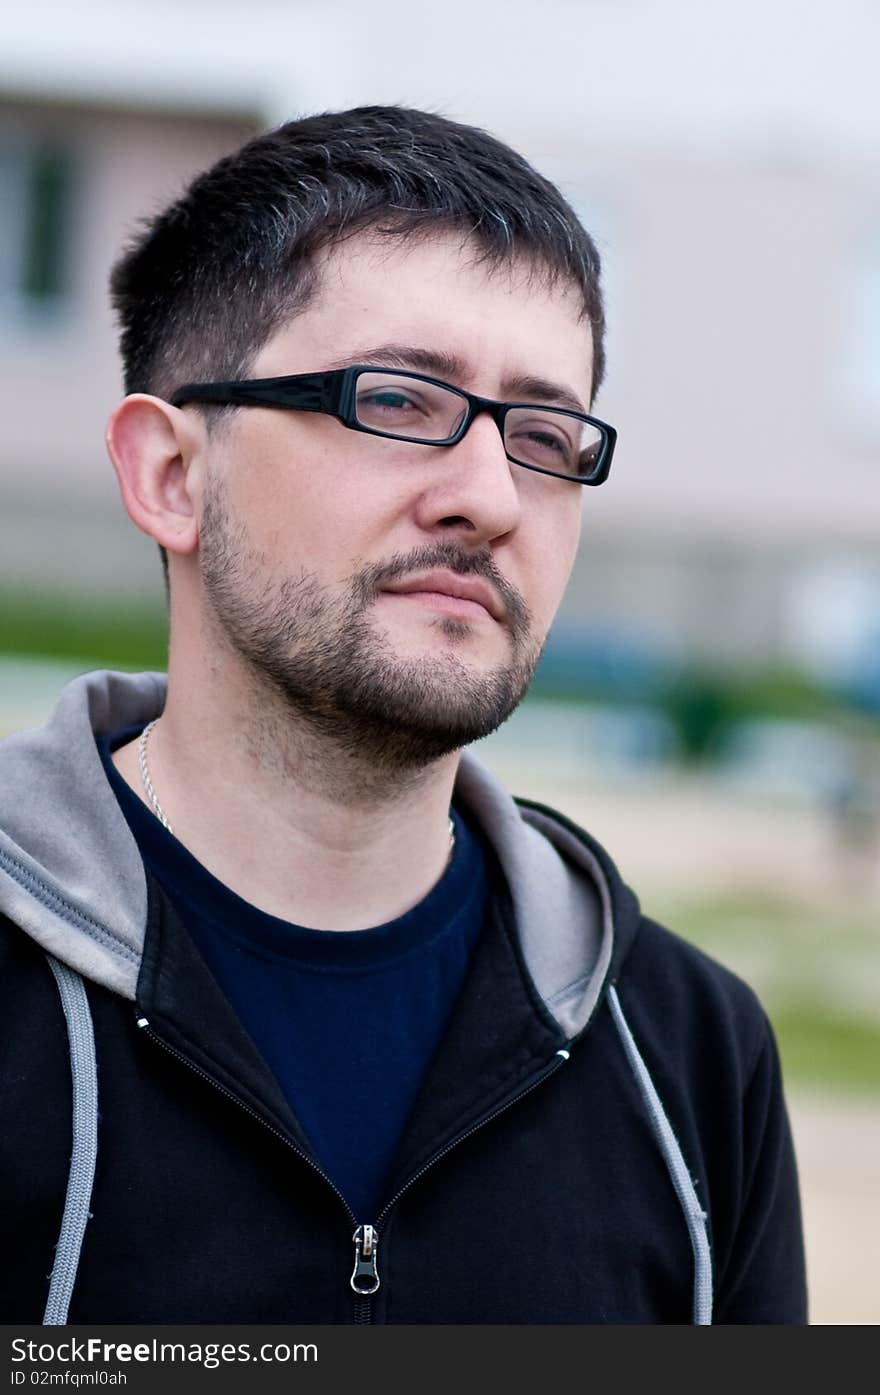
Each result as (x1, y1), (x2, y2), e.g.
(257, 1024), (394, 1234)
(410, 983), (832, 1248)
(170, 366), (616, 486)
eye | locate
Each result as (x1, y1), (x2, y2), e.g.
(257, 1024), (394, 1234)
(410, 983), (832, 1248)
(506, 413), (579, 471)
(353, 372), (465, 440)
(523, 426), (567, 453)
(356, 387), (423, 418)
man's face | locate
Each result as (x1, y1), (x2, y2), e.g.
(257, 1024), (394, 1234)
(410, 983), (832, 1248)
(195, 231), (595, 770)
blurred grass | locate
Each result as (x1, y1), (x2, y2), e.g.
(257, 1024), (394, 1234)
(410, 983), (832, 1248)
(767, 1008), (880, 1091)
(0, 591), (167, 670)
(654, 892), (880, 1093)
(3, 594), (878, 1094)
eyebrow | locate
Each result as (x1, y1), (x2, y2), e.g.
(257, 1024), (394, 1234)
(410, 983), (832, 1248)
(324, 342), (590, 415)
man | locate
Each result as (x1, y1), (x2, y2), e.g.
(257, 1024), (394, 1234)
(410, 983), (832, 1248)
(0, 106), (806, 1324)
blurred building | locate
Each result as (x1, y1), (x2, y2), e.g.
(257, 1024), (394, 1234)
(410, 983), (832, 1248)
(1, 0), (877, 674)
(0, 91), (259, 599)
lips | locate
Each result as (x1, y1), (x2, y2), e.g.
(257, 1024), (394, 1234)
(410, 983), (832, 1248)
(380, 571), (504, 621)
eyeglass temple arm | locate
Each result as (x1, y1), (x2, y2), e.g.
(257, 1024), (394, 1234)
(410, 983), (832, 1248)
(169, 372), (343, 411)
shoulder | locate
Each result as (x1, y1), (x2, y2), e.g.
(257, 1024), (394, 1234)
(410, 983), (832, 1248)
(627, 914), (767, 1034)
(506, 787), (774, 1086)
(612, 911), (781, 1120)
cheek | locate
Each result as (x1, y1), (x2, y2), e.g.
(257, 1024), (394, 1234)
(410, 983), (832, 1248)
(225, 428), (353, 562)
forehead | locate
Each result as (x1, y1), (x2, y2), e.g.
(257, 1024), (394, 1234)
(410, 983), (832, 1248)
(255, 230), (596, 407)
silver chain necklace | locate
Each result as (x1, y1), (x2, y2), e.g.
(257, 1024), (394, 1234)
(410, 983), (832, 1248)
(137, 718), (456, 862)
(137, 718), (173, 833)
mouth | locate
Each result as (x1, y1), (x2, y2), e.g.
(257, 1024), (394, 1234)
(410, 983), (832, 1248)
(380, 571), (504, 623)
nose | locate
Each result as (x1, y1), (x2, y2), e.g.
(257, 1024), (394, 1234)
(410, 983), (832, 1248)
(411, 408), (522, 544)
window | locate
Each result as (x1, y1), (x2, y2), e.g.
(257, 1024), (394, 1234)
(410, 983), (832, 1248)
(0, 134), (73, 322)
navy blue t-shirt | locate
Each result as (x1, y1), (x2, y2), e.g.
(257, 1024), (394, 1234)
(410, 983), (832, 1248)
(98, 729), (488, 1221)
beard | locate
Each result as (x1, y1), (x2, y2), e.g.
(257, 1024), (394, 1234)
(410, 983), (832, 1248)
(198, 475), (543, 773)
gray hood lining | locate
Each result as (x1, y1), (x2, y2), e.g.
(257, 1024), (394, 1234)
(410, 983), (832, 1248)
(0, 671), (164, 998)
(452, 762), (611, 1038)
(7, 671), (711, 1327)
(0, 670), (612, 1032)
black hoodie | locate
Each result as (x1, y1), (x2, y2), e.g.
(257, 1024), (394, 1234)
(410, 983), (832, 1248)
(0, 672), (807, 1323)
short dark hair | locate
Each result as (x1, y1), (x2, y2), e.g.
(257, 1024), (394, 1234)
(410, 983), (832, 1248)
(110, 105), (606, 590)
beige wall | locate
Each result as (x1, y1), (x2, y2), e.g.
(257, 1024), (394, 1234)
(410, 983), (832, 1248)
(531, 142), (879, 549)
(1, 95), (876, 661)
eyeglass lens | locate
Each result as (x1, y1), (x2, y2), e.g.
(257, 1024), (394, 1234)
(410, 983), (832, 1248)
(353, 371), (602, 479)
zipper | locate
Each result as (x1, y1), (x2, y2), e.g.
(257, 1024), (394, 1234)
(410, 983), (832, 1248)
(136, 1013), (569, 1322)
(350, 1223), (380, 1326)
(135, 1013), (372, 1318)
(348, 1049), (571, 1316)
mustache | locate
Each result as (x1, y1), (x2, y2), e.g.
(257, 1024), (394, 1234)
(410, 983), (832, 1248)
(355, 544), (531, 636)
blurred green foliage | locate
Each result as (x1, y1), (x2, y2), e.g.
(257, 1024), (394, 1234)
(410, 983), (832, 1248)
(0, 591), (167, 670)
(532, 659), (861, 763)
(2, 593), (875, 761)
(658, 667), (851, 762)
(528, 624), (878, 762)
(2, 594), (877, 1093)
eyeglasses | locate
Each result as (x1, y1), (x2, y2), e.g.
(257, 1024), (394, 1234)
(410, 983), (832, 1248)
(170, 366), (616, 486)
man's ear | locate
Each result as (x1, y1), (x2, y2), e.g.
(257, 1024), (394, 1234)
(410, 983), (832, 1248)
(105, 395), (204, 557)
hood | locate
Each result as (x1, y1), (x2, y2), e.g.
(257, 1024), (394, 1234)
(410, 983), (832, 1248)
(0, 669), (640, 1037)
(5, 672), (716, 1329)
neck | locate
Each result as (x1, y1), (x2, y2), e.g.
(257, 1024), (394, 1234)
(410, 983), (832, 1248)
(113, 652), (462, 931)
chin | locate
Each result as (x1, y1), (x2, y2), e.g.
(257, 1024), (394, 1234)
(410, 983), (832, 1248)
(386, 620), (511, 668)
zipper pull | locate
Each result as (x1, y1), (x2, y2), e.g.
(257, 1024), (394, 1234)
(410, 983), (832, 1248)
(350, 1224), (380, 1295)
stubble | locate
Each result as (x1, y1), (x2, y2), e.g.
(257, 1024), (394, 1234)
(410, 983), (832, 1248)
(198, 474), (543, 775)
